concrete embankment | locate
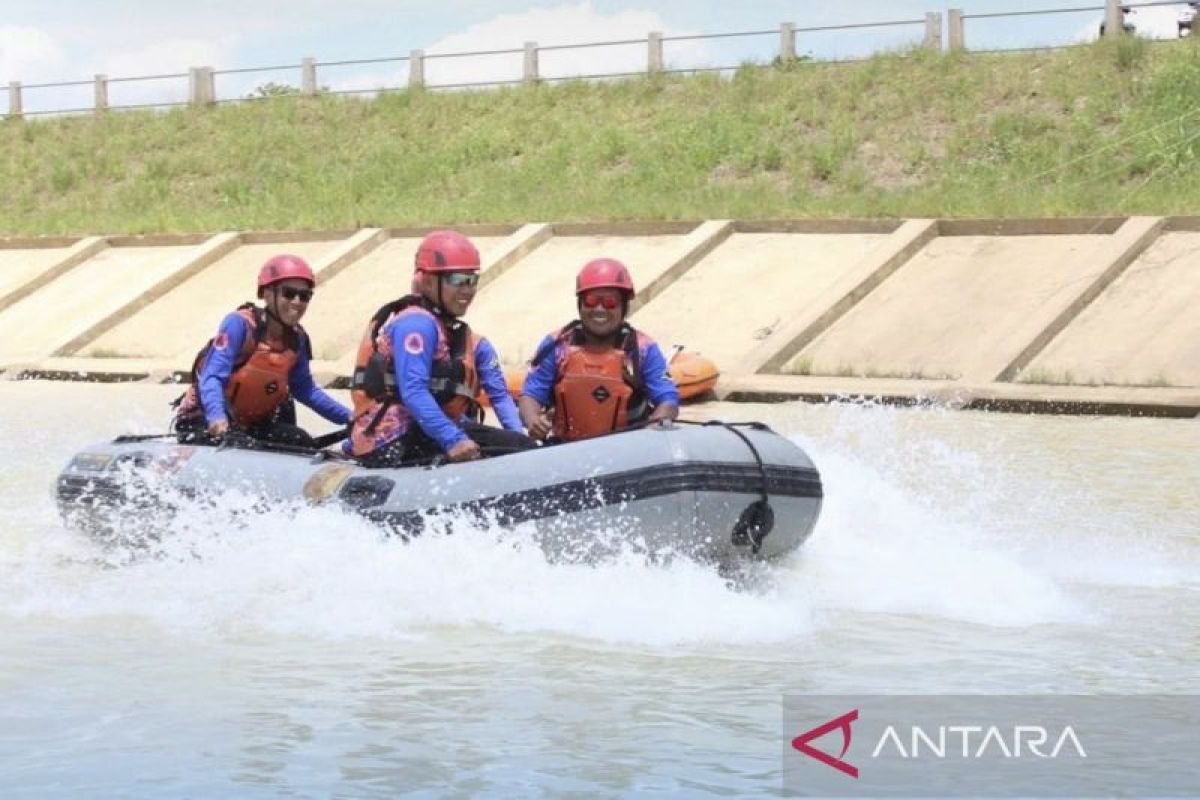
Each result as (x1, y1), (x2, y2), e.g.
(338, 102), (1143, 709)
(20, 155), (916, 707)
(2, 217), (1197, 417)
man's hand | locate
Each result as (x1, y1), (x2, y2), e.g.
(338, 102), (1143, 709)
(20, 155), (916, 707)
(207, 419), (230, 437)
(647, 402), (679, 426)
(518, 395), (553, 441)
(526, 410), (553, 441)
(446, 439), (482, 462)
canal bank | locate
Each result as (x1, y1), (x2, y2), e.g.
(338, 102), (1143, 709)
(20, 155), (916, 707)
(1, 216), (1197, 417)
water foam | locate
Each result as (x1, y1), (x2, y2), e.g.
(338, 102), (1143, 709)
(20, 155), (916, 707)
(783, 402), (1197, 625)
(4, 498), (817, 647)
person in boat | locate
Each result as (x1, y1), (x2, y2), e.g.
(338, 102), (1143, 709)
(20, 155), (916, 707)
(518, 258), (680, 442)
(173, 255), (351, 448)
(345, 230), (535, 466)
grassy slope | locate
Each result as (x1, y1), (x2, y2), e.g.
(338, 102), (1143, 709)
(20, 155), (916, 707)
(3, 37), (1200, 235)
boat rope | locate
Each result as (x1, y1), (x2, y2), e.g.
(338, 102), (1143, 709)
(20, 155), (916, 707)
(692, 420), (776, 554)
(312, 428), (350, 448)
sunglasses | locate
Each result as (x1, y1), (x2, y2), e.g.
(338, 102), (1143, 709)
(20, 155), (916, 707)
(278, 286), (313, 302)
(441, 272), (480, 288)
(581, 292), (621, 310)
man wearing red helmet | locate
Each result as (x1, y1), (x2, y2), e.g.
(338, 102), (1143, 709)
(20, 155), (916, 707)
(518, 258), (679, 442)
(173, 255), (351, 446)
(346, 230), (533, 465)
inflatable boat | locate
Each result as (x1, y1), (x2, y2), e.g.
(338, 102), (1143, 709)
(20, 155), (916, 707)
(56, 421), (821, 564)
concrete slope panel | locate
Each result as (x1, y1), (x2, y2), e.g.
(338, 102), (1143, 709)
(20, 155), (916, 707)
(1022, 231), (1200, 387)
(308, 236), (506, 364)
(0, 247), (78, 299)
(82, 240), (340, 360)
(0, 245), (200, 362)
(791, 234), (1106, 380)
(631, 232), (886, 372)
(467, 234), (687, 366)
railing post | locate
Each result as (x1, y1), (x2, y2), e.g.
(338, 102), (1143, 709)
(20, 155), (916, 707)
(1104, 0), (1124, 36)
(8, 81), (22, 119)
(523, 41), (539, 85)
(948, 9), (965, 50)
(94, 74), (108, 113)
(409, 49), (425, 89)
(924, 12), (943, 50)
(648, 31), (663, 74)
(301, 57), (317, 95)
(779, 22), (796, 63)
(189, 67), (216, 106)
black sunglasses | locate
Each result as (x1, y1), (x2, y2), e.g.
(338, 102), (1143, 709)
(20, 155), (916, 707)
(279, 286), (313, 302)
(441, 272), (479, 288)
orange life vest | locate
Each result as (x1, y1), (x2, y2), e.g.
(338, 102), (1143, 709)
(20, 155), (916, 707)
(349, 296), (481, 432)
(535, 321), (647, 442)
(181, 304), (303, 428)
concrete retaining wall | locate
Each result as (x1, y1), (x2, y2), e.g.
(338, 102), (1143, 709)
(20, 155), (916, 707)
(2, 216), (1197, 417)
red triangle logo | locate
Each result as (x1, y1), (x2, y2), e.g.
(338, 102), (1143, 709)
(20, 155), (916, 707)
(791, 709), (859, 778)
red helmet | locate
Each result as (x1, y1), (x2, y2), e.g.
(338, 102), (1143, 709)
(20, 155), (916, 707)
(576, 258), (635, 298)
(414, 230), (480, 274)
(257, 255), (315, 297)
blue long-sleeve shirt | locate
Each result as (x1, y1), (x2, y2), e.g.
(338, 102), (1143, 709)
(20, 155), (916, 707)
(198, 311), (350, 427)
(521, 329), (680, 408)
(386, 313), (524, 452)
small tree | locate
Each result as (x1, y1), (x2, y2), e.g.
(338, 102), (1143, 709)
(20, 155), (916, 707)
(245, 82), (301, 99)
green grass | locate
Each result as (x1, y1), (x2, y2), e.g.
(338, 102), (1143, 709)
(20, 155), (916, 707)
(1019, 367), (1179, 387)
(4, 38), (1200, 235)
(1019, 368), (1083, 386)
(781, 356), (957, 380)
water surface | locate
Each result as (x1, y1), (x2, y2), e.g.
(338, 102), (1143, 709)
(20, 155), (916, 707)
(1, 382), (1196, 797)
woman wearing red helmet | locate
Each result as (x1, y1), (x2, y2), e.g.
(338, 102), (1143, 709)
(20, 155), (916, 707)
(346, 230), (534, 465)
(173, 254), (350, 447)
(518, 258), (679, 443)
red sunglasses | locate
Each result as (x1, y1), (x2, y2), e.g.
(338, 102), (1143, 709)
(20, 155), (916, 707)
(581, 292), (621, 310)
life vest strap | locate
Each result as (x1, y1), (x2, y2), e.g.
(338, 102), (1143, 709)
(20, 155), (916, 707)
(351, 365), (397, 393)
(362, 397), (398, 435)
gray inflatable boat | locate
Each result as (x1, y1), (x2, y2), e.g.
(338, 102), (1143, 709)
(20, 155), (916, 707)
(56, 422), (822, 564)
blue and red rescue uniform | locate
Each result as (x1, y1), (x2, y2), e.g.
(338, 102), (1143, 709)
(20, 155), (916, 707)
(195, 311), (349, 428)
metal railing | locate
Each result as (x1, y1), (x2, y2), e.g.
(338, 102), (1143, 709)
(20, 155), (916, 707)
(1, 0), (1188, 119)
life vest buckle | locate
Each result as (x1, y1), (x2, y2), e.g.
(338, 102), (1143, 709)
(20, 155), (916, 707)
(360, 353), (391, 400)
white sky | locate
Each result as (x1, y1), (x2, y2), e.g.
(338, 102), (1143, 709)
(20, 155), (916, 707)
(0, 1), (1191, 113)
